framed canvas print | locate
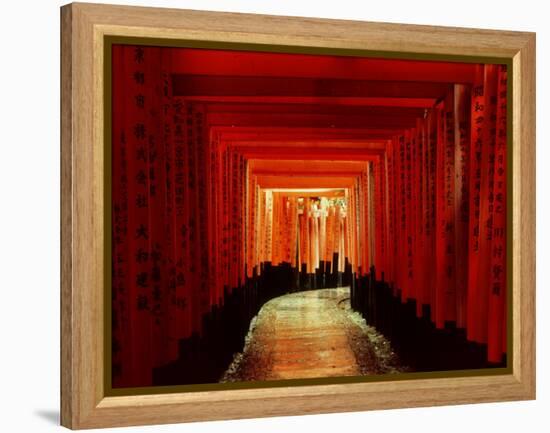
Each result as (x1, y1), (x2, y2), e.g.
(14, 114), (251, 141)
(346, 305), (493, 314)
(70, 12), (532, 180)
(60, 2), (536, 429)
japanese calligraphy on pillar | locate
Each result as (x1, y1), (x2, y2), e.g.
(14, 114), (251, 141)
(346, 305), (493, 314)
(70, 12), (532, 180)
(454, 84), (471, 328)
(443, 91), (457, 324)
(488, 65), (507, 363)
(111, 45), (130, 387)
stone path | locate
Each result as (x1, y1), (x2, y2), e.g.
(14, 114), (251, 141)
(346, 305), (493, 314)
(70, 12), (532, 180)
(221, 287), (403, 382)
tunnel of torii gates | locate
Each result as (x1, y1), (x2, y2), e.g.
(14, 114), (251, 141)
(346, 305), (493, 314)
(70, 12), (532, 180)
(111, 45), (508, 388)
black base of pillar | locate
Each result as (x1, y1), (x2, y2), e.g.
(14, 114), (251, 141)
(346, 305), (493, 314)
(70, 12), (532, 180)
(153, 261), (315, 386)
(350, 272), (506, 372)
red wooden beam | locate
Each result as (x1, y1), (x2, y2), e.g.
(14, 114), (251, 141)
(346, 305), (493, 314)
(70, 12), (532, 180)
(207, 112), (420, 129)
(235, 147), (384, 160)
(173, 75), (453, 99)
(168, 48), (477, 83)
(256, 175), (357, 188)
(262, 189), (347, 198)
(212, 126), (408, 136)
(229, 140), (388, 149)
(211, 127), (405, 147)
(204, 103), (427, 117)
(253, 170), (365, 177)
(184, 95), (436, 108)
(249, 160), (369, 171)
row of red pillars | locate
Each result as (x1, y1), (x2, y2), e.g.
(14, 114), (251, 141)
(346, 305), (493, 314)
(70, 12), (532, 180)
(111, 45), (507, 387)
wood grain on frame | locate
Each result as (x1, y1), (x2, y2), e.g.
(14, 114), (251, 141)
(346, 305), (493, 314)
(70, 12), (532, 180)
(60, 2), (535, 429)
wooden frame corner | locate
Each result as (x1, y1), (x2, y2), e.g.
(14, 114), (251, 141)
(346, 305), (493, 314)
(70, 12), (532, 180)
(61, 2), (536, 429)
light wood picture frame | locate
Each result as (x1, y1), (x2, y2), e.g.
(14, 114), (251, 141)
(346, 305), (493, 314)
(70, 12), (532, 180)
(60, 2), (535, 429)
